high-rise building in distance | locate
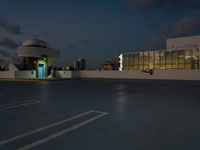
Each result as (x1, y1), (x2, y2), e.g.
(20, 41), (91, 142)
(74, 58), (86, 70)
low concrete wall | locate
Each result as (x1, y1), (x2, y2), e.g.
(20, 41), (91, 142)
(1, 69), (199, 80)
(0, 63), (18, 79)
(0, 71), (15, 79)
(56, 71), (73, 78)
(15, 70), (36, 79)
(74, 70), (200, 80)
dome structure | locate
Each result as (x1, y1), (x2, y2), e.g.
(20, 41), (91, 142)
(17, 38), (60, 78)
(22, 39), (47, 48)
(17, 38), (59, 58)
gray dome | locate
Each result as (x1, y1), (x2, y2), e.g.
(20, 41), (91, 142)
(22, 39), (47, 48)
(17, 38), (60, 58)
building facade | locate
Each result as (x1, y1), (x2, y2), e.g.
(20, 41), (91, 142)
(98, 58), (119, 70)
(119, 36), (200, 71)
(17, 39), (59, 78)
(74, 58), (86, 70)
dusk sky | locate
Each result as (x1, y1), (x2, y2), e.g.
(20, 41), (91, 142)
(0, 0), (200, 68)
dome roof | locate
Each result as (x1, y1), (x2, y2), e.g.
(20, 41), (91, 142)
(22, 39), (47, 48)
(17, 38), (60, 58)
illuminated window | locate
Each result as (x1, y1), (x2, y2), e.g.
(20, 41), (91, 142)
(165, 51), (172, 69)
(160, 51), (165, 69)
(172, 50), (178, 69)
(154, 51), (160, 69)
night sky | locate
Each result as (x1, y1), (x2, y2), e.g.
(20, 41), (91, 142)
(0, 0), (200, 68)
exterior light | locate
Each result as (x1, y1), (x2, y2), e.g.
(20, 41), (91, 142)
(119, 54), (123, 71)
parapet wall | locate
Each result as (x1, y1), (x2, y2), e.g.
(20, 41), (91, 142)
(15, 70), (36, 79)
(73, 70), (200, 81)
(1, 70), (199, 80)
(0, 63), (19, 79)
(0, 71), (15, 79)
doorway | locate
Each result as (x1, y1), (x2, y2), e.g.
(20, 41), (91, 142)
(38, 64), (45, 78)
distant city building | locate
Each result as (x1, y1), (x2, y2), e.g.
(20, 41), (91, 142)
(17, 38), (60, 78)
(79, 58), (86, 70)
(119, 35), (200, 71)
(74, 58), (86, 70)
(74, 60), (80, 70)
(99, 58), (119, 70)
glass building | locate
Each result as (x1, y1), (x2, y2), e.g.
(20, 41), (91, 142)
(119, 48), (200, 71)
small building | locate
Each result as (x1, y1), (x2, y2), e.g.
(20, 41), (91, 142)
(17, 39), (60, 78)
(99, 58), (119, 70)
(119, 35), (200, 71)
(74, 58), (86, 70)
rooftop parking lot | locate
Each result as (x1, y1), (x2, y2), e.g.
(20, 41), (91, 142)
(0, 79), (200, 150)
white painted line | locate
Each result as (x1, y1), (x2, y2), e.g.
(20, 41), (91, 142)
(18, 112), (108, 150)
(0, 111), (94, 146)
(0, 100), (41, 110)
(0, 100), (40, 107)
(90, 110), (109, 114)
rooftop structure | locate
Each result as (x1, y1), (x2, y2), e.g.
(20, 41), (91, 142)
(119, 35), (200, 71)
(167, 35), (200, 49)
(73, 58), (86, 70)
(17, 39), (60, 78)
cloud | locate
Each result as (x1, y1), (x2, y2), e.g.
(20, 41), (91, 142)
(10, 54), (20, 63)
(0, 16), (23, 35)
(40, 31), (51, 37)
(64, 44), (78, 54)
(0, 51), (20, 65)
(0, 51), (11, 65)
(147, 35), (166, 49)
(127, 0), (164, 10)
(64, 39), (92, 54)
(0, 50), (10, 57)
(168, 16), (200, 37)
(67, 44), (77, 50)
(0, 58), (6, 64)
(0, 54), (19, 65)
(126, 0), (200, 13)
(0, 36), (19, 49)
(147, 16), (200, 48)
(79, 39), (93, 45)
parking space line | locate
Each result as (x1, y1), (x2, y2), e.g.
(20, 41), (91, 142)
(0, 110), (101, 146)
(90, 110), (109, 114)
(0, 100), (41, 107)
(0, 100), (41, 110)
(18, 112), (108, 150)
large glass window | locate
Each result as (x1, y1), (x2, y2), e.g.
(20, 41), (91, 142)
(122, 48), (199, 70)
(160, 51), (165, 69)
(154, 51), (160, 69)
(185, 49), (192, 69)
(123, 54), (129, 70)
(191, 49), (199, 69)
(149, 51), (154, 69)
(165, 51), (172, 69)
(133, 53), (139, 70)
(143, 52), (149, 69)
(129, 54), (134, 66)
(178, 50), (185, 69)
(172, 50), (178, 69)
(139, 52), (144, 70)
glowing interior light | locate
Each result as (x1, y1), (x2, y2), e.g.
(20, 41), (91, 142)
(119, 54), (123, 71)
